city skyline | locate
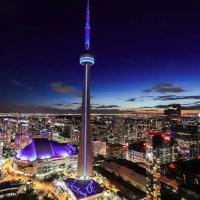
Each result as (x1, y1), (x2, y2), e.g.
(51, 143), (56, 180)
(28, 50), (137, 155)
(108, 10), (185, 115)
(1, 1), (200, 199)
(1, 0), (200, 114)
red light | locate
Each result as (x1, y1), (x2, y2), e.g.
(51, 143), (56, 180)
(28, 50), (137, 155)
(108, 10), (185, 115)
(146, 130), (171, 138)
(196, 155), (200, 159)
(169, 163), (176, 169)
(164, 136), (170, 141)
(161, 132), (171, 143)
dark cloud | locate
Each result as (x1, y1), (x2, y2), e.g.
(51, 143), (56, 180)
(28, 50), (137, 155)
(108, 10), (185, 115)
(71, 102), (82, 105)
(181, 101), (200, 110)
(141, 96), (154, 98)
(71, 102), (99, 106)
(51, 102), (81, 107)
(50, 82), (81, 97)
(125, 98), (136, 102)
(154, 83), (174, 89)
(182, 105), (200, 110)
(52, 103), (65, 106)
(139, 106), (154, 109)
(138, 104), (174, 109)
(0, 103), (122, 114)
(154, 100), (200, 110)
(143, 83), (185, 93)
(155, 95), (200, 101)
(155, 104), (168, 108)
(91, 103), (100, 106)
(0, 103), (70, 113)
(143, 89), (152, 93)
(9, 79), (23, 87)
(96, 105), (120, 109)
(9, 79), (32, 91)
(157, 87), (185, 93)
(50, 82), (74, 93)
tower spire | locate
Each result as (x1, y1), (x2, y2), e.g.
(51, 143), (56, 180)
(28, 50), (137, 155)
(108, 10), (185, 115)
(85, 0), (90, 50)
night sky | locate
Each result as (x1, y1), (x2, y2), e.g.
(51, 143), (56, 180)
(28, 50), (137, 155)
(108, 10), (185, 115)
(1, 0), (200, 113)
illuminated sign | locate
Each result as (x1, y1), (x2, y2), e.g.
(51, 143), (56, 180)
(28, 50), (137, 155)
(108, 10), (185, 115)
(65, 178), (104, 199)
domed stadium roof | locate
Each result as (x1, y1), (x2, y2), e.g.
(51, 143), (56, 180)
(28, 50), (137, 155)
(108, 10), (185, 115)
(15, 138), (77, 162)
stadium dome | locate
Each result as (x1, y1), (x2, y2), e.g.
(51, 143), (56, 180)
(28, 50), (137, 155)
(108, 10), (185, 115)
(15, 138), (77, 162)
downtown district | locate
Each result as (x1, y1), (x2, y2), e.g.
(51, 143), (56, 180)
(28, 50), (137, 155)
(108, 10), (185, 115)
(0, 105), (199, 199)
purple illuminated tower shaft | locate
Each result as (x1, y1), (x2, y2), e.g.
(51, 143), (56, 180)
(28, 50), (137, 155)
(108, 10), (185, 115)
(77, 0), (94, 177)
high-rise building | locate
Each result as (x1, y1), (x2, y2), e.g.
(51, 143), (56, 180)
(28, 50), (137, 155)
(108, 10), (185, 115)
(93, 141), (106, 157)
(171, 124), (200, 160)
(77, 0), (95, 178)
(40, 128), (53, 140)
(160, 158), (200, 200)
(164, 104), (181, 118)
(146, 131), (173, 200)
(112, 116), (125, 145)
(128, 141), (146, 164)
(0, 131), (6, 158)
(70, 130), (80, 146)
(198, 114), (200, 132)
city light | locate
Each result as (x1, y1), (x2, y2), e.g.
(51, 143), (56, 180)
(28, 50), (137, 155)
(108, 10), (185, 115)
(0, 0), (199, 199)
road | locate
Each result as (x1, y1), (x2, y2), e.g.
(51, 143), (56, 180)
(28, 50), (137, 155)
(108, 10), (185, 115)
(1, 159), (68, 200)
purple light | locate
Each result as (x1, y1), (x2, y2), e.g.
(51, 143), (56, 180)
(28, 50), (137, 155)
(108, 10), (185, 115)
(15, 138), (77, 162)
(85, 0), (90, 50)
(39, 154), (51, 160)
(65, 178), (103, 199)
(85, 181), (96, 194)
(71, 180), (87, 198)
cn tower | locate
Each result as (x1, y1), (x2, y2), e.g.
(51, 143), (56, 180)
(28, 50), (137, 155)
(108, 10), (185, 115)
(77, 0), (94, 177)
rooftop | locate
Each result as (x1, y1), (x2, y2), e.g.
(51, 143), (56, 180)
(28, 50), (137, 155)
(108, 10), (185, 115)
(0, 181), (21, 191)
(163, 158), (200, 182)
(65, 178), (104, 200)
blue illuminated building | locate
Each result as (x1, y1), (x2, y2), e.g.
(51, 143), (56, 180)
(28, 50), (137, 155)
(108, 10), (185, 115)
(15, 138), (77, 161)
(14, 138), (78, 176)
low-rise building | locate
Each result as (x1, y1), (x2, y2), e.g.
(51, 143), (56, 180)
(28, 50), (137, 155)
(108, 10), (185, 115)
(13, 138), (78, 177)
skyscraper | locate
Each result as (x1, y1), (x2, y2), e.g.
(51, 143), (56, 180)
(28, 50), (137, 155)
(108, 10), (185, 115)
(77, 0), (94, 177)
(146, 131), (172, 200)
